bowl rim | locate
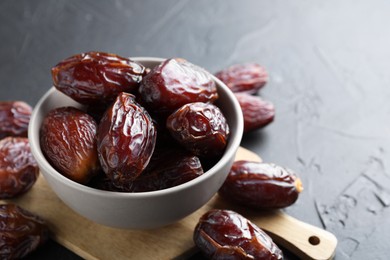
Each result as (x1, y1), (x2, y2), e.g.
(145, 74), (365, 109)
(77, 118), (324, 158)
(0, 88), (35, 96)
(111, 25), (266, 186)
(28, 57), (243, 199)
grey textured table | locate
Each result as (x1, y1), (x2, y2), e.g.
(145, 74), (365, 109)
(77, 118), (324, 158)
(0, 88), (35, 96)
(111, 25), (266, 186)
(1, 1), (389, 259)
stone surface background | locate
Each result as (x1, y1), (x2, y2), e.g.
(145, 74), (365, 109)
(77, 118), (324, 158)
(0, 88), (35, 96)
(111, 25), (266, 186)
(1, 1), (389, 259)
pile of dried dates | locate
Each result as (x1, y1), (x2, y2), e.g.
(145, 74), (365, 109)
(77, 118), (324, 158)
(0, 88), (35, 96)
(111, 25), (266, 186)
(42, 52), (230, 191)
(0, 51), (303, 259)
(42, 52), (277, 192)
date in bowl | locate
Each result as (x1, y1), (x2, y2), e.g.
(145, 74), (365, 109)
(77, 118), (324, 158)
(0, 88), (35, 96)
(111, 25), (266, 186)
(28, 57), (243, 229)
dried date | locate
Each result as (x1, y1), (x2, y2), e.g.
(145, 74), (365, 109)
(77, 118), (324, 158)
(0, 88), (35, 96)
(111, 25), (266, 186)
(0, 137), (39, 199)
(126, 149), (204, 192)
(194, 209), (283, 260)
(0, 101), (32, 139)
(166, 102), (229, 157)
(235, 93), (275, 132)
(139, 58), (218, 114)
(52, 51), (146, 105)
(0, 204), (49, 259)
(40, 107), (100, 184)
(91, 149), (203, 192)
(97, 92), (156, 188)
(215, 63), (268, 94)
(219, 161), (303, 209)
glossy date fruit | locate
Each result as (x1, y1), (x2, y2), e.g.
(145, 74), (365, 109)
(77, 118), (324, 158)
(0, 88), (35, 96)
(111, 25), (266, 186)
(97, 92), (156, 188)
(194, 209), (283, 260)
(0, 101), (32, 139)
(0, 137), (39, 199)
(215, 63), (268, 94)
(127, 149), (204, 192)
(235, 93), (275, 132)
(0, 204), (49, 259)
(219, 161), (303, 209)
(139, 58), (218, 114)
(92, 149), (203, 192)
(40, 107), (100, 184)
(166, 102), (229, 157)
(51, 51), (146, 105)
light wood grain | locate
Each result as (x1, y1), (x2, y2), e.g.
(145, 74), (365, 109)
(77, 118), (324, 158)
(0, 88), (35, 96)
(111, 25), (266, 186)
(1, 147), (337, 260)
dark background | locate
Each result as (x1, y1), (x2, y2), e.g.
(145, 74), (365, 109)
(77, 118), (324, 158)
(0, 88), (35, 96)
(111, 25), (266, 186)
(1, 1), (390, 259)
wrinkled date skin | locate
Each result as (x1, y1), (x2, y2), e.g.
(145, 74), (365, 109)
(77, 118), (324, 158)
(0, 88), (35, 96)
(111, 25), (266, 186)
(126, 149), (204, 192)
(194, 209), (283, 260)
(219, 161), (303, 209)
(52, 51), (146, 105)
(40, 107), (100, 184)
(235, 93), (275, 132)
(215, 63), (268, 94)
(92, 149), (203, 192)
(0, 101), (32, 139)
(97, 92), (156, 188)
(0, 137), (39, 199)
(0, 204), (49, 260)
(139, 58), (218, 114)
(166, 102), (229, 157)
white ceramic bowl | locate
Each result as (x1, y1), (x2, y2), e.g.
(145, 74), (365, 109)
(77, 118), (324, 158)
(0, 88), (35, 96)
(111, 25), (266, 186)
(28, 57), (243, 229)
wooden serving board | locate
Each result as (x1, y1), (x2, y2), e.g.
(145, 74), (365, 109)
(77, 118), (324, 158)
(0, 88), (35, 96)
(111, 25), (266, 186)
(2, 147), (337, 260)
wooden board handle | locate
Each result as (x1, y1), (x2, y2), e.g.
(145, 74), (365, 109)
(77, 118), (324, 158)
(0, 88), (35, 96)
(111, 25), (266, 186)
(253, 211), (337, 260)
